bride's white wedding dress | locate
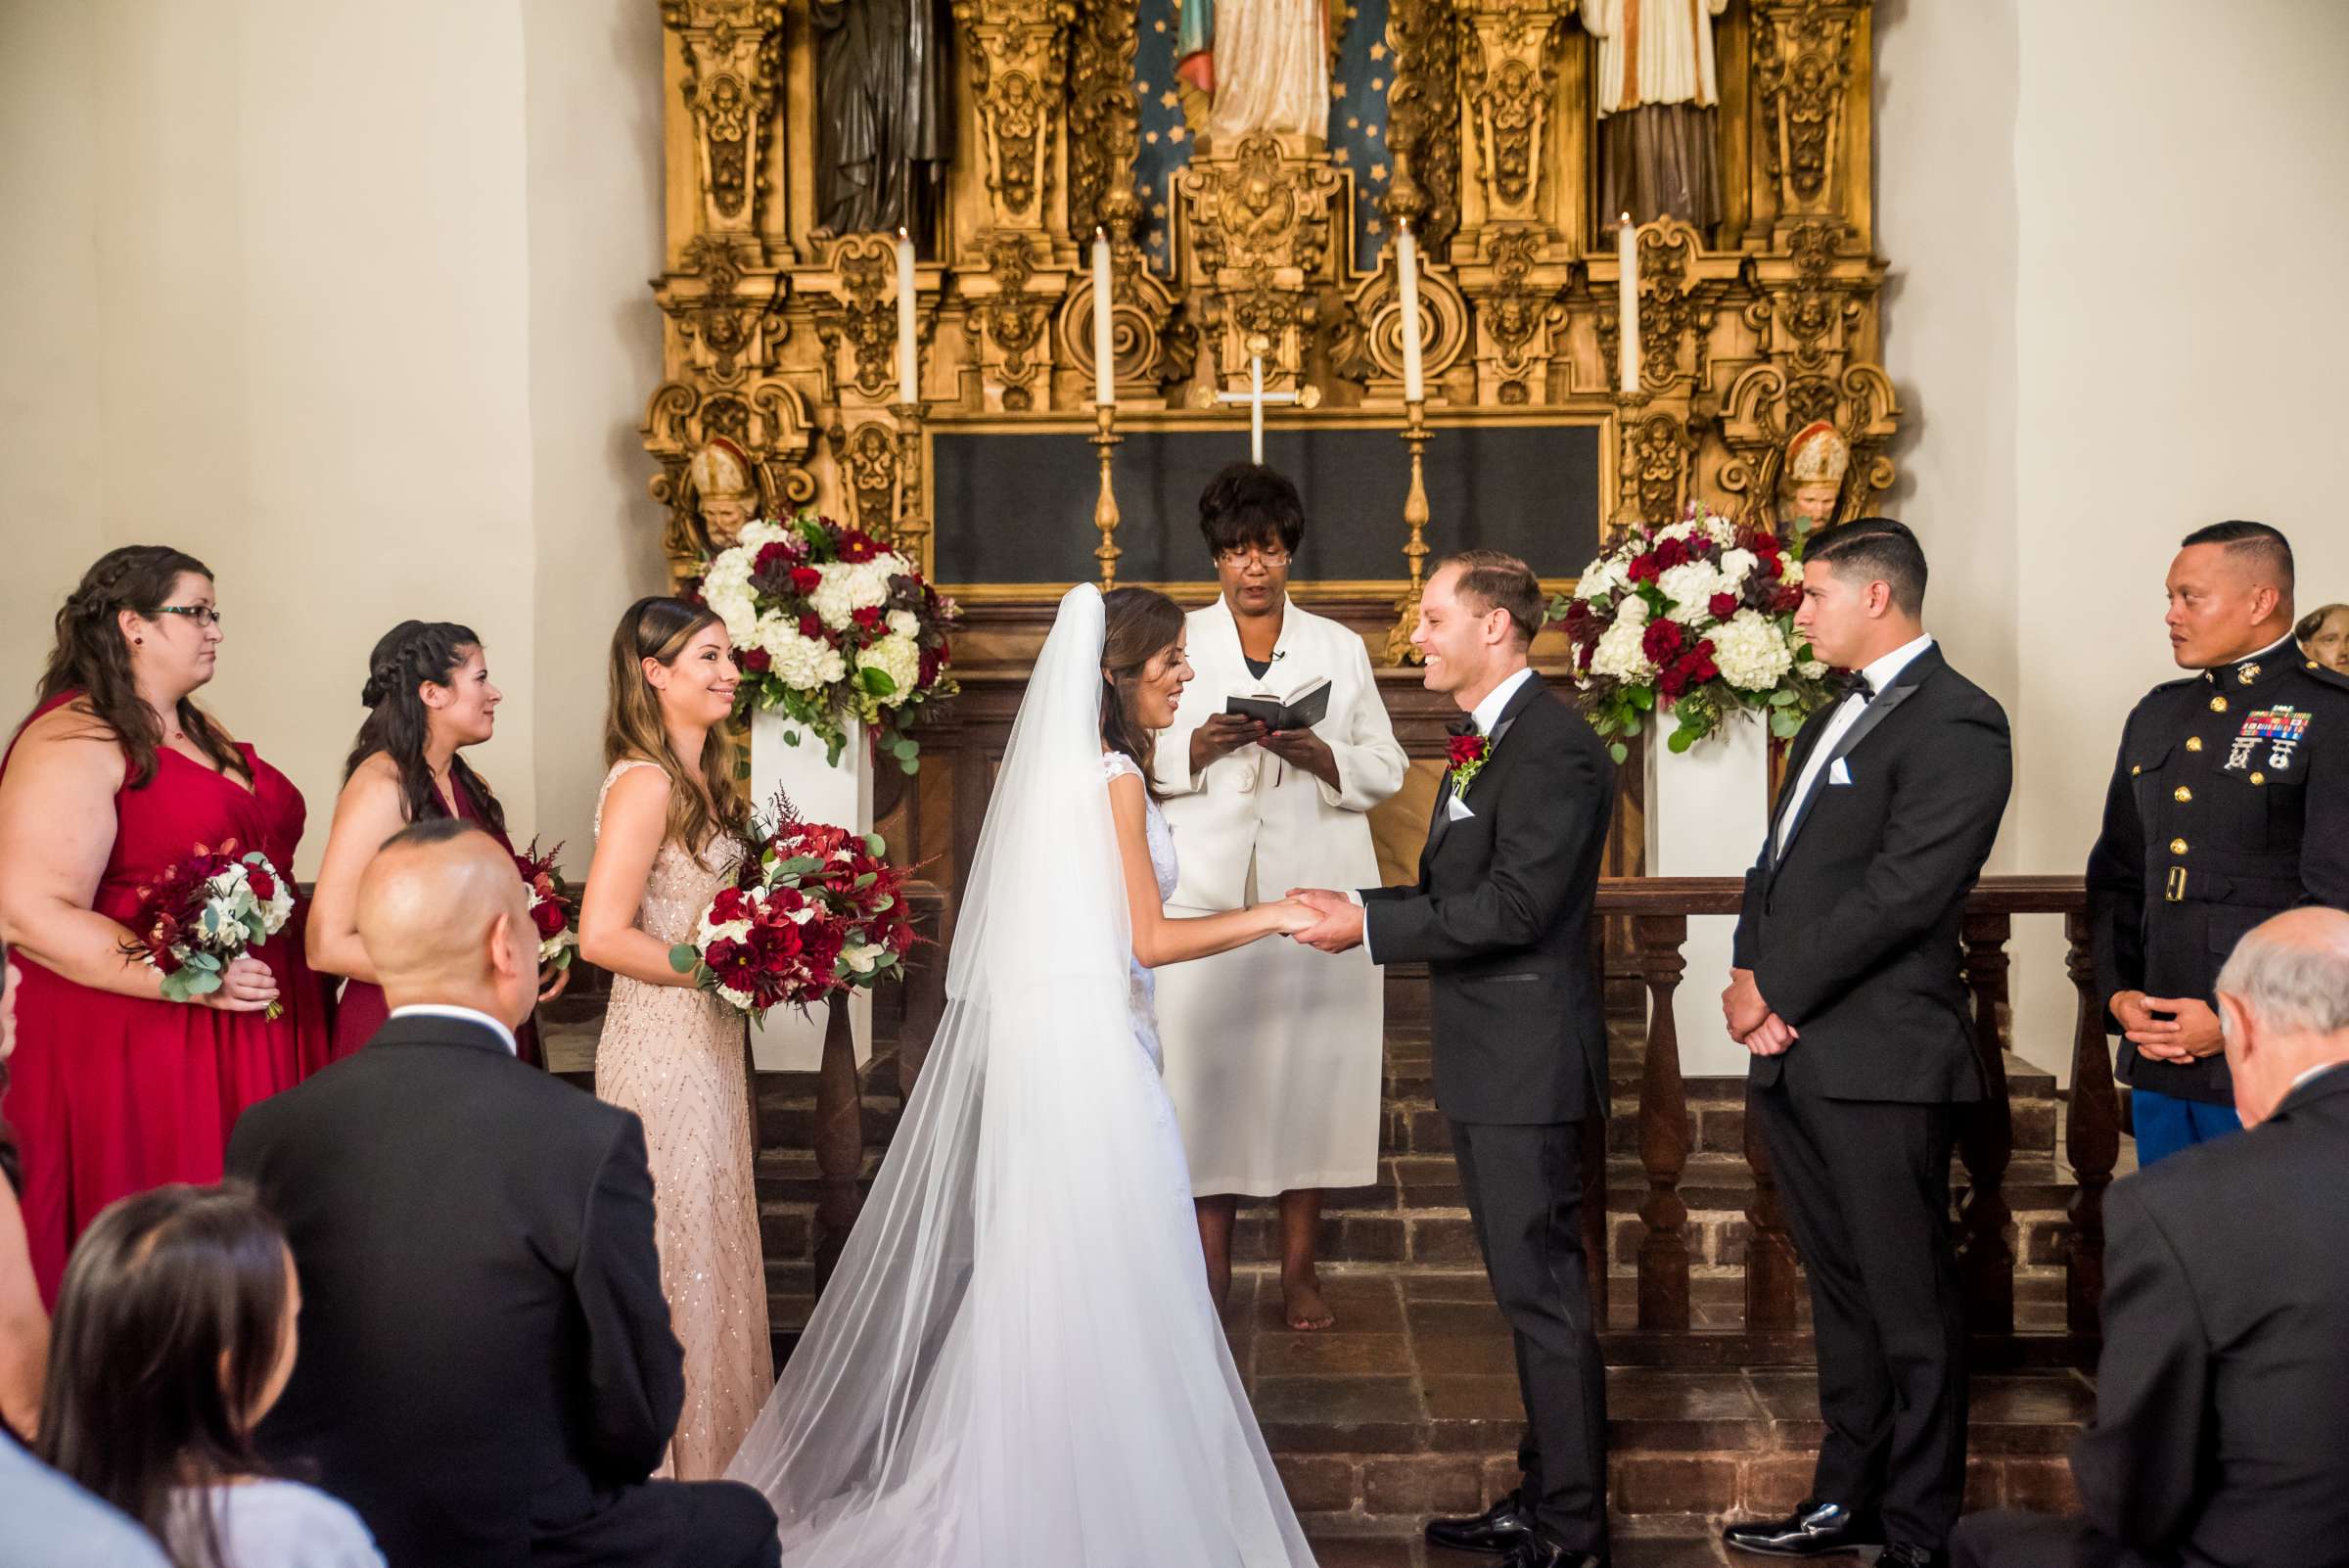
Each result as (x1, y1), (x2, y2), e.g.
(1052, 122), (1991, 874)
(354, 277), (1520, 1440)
(726, 584), (1315, 1567)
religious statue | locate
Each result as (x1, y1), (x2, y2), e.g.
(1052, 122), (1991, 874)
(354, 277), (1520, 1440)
(687, 436), (762, 550)
(1579, 0), (1729, 231)
(1777, 418), (1851, 543)
(1175, 0), (1332, 147)
(812, 0), (954, 242)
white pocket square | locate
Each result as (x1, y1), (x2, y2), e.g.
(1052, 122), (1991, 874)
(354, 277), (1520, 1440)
(1828, 758), (1854, 786)
(1447, 795), (1475, 822)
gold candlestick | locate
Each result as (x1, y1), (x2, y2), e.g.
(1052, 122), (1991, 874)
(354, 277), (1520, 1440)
(894, 399), (930, 576)
(1384, 398), (1433, 665)
(1091, 401), (1124, 588)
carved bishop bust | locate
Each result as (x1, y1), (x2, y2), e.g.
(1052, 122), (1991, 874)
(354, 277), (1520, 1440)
(1780, 419), (1851, 539)
(688, 436), (761, 550)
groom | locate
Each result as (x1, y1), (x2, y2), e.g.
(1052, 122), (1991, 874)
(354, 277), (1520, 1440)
(1293, 551), (1615, 1568)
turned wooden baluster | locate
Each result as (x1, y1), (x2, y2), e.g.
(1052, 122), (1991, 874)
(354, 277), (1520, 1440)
(1741, 1086), (1801, 1333)
(1632, 912), (1691, 1331)
(1955, 908), (2016, 1335)
(811, 992), (863, 1294)
(2063, 909), (2120, 1335)
(895, 884), (949, 1099)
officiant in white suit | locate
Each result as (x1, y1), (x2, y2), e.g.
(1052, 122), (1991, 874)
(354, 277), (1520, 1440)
(1152, 464), (1407, 1330)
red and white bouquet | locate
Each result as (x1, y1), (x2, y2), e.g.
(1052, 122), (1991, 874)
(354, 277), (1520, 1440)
(697, 509), (960, 772)
(669, 804), (918, 1023)
(1551, 502), (1836, 760)
(121, 839), (298, 1017)
(514, 839), (579, 972)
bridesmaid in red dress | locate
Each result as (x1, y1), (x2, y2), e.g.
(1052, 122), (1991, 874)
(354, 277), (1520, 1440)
(306, 621), (565, 1067)
(0, 546), (332, 1305)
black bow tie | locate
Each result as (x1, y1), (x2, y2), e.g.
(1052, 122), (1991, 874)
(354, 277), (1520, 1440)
(1833, 669), (1876, 702)
(1447, 716), (1481, 739)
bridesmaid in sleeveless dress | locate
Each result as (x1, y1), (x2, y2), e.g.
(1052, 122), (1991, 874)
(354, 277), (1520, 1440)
(307, 622), (563, 1067)
(578, 596), (771, 1481)
(0, 546), (331, 1305)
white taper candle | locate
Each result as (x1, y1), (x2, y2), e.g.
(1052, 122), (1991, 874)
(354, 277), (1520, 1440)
(1617, 212), (1640, 394)
(1397, 220), (1425, 404)
(895, 228), (918, 404)
(1091, 229), (1115, 406)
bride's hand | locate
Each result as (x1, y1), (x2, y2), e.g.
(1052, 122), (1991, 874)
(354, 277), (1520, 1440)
(1261, 897), (1324, 937)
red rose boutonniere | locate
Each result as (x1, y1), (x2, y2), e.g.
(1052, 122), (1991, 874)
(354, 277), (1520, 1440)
(1446, 732), (1491, 793)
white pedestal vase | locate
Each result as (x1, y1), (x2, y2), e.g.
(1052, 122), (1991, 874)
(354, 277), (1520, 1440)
(750, 710), (874, 1073)
(1643, 715), (1773, 1079)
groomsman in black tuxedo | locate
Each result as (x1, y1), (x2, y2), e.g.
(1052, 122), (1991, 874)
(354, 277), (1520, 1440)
(1291, 551), (1616, 1568)
(1953, 907), (2349, 1568)
(1717, 520), (2012, 1568)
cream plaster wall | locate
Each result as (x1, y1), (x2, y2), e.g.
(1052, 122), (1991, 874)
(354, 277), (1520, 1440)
(0, 0), (668, 873)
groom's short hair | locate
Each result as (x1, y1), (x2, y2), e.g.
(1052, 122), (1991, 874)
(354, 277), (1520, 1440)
(1437, 550), (1544, 647)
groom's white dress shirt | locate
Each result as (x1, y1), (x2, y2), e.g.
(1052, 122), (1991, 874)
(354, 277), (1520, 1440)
(1774, 633), (1934, 856)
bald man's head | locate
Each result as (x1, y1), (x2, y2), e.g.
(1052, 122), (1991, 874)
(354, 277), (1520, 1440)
(357, 817), (537, 1030)
(2215, 906), (2349, 1127)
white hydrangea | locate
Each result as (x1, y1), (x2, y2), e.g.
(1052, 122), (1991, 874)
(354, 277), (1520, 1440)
(760, 621), (848, 691)
(1657, 561), (1727, 623)
(1577, 556), (1624, 601)
(734, 519), (792, 552)
(861, 633), (923, 707)
(1617, 592), (1650, 626)
(700, 549), (760, 642)
(1657, 519), (1698, 544)
(1713, 610), (1796, 692)
(1589, 618), (1656, 683)
(1798, 657), (1826, 680)
(807, 560), (892, 630)
(886, 609), (919, 640)
(1718, 547), (1759, 590)
(1779, 552), (1804, 584)
(1702, 513), (1739, 547)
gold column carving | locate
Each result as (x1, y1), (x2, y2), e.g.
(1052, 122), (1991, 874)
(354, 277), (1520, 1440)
(1178, 133), (1345, 391)
(951, 0), (1078, 233)
(1457, 0), (1571, 232)
(1386, 0), (1465, 257)
(660, 0), (787, 253)
(1751, 0), (1869, 245)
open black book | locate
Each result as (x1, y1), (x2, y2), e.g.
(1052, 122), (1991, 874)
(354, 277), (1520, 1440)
(1224, 675), (1331, 732)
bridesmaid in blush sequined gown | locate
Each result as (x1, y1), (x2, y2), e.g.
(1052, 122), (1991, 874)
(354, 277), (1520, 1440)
(577, 597), (770, 1482)
(307, 622), (561, 1068)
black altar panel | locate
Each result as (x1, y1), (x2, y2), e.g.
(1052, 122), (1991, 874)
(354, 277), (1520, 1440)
(930, 421), (1602, 584)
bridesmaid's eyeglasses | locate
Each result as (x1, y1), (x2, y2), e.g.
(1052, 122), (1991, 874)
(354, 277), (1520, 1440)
(156, 605), (224, 628)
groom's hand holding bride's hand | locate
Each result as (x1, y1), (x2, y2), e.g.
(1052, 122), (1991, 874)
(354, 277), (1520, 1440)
(1723, 966), (1798, 1056)
(1283, 888), (1365, 953)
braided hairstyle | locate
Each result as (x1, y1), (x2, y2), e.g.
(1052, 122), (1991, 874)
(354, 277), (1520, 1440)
(38, 546), (248, 790)
(343, 621), (507, 836)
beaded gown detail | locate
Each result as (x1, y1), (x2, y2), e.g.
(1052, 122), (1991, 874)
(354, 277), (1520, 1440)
(591, 760), (771, 1480)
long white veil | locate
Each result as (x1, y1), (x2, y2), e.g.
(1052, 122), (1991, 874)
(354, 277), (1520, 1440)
(726, 583), (1313, 1567)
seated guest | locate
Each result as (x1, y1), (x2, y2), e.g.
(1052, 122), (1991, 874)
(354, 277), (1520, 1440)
(38, 1183), (384, 1568)
(1, 949), (49, 1439)
(2298, 600), (2349, 673)
(227, 818), (780, 1568)
(1, 1430), (170, 1568)
(1953, 906), (2349, 1568)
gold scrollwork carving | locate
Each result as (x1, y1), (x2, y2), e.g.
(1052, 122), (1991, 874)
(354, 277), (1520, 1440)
(961, 231), (1059, 411)
(1754, 0), (1856, 219)
(1618, 405), (1695, 528)
(1460, 0), (1568, 225)
(808, 234), (915, 400)
(1067, 0), (1141, 240)
(662, 1), (785, 238)
(1385, 0), (1464, 254)
(1181, 133), (1344, 387)
(952, 0), (1078, 231)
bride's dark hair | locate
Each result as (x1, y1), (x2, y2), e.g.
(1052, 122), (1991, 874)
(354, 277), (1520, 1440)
(1098, 586), (1185, 797)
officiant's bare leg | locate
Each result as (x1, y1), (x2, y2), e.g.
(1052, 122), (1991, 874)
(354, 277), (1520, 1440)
(1195, 1193), (1238, 1308)
(1280, 1188), (1334, 1330)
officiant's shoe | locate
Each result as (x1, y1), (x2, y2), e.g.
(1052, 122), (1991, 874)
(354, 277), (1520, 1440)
(1494, 1533), (1602, 1568)
(1425, 1490), (1537, 1554)
(1722, 1499), (1884, 1556)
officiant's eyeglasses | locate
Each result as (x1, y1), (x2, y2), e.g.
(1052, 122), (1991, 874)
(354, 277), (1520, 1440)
(1215, 546), (1292, 568)
(156, 605), (224, 628)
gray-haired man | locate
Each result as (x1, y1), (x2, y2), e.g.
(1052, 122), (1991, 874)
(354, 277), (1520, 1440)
(1953, 906), (2349, 1568)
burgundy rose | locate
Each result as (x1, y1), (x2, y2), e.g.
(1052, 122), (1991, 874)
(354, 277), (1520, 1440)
(530, 899), (568, 940)
(1627, 553), (1660, 584)
(789, 565), (822, 596)
(1708, 592), (1739, 623)
(1659, 664), (1691, 699)
(798, 613), (825, 642)
(739, 647), (772, 674)
(755, 541), (795, 574)
(1641, 619), (1685, 663)
(247, 869), (278, 902)
(711, 887), (751, 925)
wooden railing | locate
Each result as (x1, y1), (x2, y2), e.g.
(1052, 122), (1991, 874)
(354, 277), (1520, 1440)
(1597, 875), (2115, 1362)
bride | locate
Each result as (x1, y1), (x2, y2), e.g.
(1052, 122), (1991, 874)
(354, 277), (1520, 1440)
(726, 583), (1323, 1565)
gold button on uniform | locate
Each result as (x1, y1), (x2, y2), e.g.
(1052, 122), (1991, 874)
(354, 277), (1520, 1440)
(2251, 772), (2266, 786)
(2187, 736), (2204, 753)
(2171, 838), (2189, 854)
(2131, 764), (2142, 776)
(2174, 786), (2192, 803)
(2209, 696), (2229, 713)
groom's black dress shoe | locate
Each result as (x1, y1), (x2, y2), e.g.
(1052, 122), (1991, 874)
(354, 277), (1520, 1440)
(1425, 1491), (1538, 1554)
(1495, 1535), (1602, 1568)
(1722, 1499), (1885, 1556)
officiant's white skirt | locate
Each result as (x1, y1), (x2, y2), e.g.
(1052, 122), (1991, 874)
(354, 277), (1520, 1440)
(1158, 874), (1382, 1197)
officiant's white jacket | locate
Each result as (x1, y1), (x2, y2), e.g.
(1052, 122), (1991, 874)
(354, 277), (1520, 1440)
(1152, 596), (1408, 908)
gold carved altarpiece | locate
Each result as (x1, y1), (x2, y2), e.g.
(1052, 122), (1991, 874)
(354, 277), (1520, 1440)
(642, 0), (1898, 888)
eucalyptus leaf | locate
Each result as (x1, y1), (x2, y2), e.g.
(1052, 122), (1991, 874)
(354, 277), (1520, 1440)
(668, 945), (700, 974)
(1608, 741), (1629, 764)
(1668, 727), (1696, 755)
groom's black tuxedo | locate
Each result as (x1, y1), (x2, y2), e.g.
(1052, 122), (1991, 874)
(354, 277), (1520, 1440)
(1361, 669), (1616, 1557)
(1363, 670), (1615, 1124)
(1732, 641), (2011, 1553)
(227, 1011), (780, 1568)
